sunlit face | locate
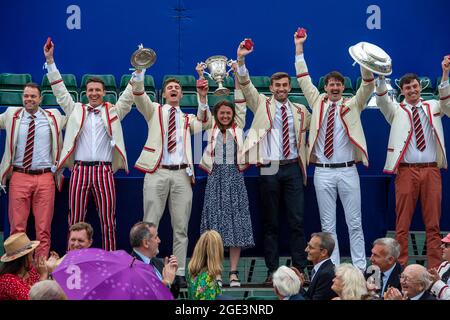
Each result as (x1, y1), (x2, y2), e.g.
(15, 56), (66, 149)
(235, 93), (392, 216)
(216, 105), (233, 127)
(22, 87), (41, 114)
(305, 236), (327, 265)
(370, 244), (394, 272)
(270, 77), (291, 103)
(325, 78), (344, 102)
(86, 82), (105, 107)
(331, 275), (344, 296)
(401, 79), (422, 105)
(68, 230), (93, 251)
(400, 266), (425, 298)
(163, 81), (183, 106)
(146, 226), (161, 258)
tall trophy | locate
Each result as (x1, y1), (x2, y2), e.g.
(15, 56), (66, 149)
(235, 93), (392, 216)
(199, 55), (235, 96)
(130, 44), (157, 70)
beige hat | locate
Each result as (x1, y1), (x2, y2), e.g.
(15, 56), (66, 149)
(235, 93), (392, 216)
(1, 233), (40, 262)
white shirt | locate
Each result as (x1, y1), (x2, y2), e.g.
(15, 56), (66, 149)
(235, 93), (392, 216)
(236, 65), (298, 162)
(311, 258), (330, 281)
(313, 100), (355, 164)
(380, 263), (396, 295)
(13, 110), (52, 169)
(402, 102), (437, 164)
(132, 249), (162, 280)
(410, 291), (425, 300)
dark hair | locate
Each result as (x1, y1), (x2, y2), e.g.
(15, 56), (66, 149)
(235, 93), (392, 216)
(129, 221), (156, 248)
(23, 82), (41, 95)
(86, 77), (105, 90)
(69, 222), (94, 241)
(324, 71), (345, 86)
(311, 232), (335, 257)
(213, 100), (235, 129)
(399, 73), (420, 89)
(270, 72), (290, 85)
(0, 255), (28, 276)
(163, 77), (182, 92)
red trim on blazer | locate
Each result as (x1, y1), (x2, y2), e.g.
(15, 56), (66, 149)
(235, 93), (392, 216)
(363, 77), (375, 82)
(438, 286), (448, 298)
(296, 72), (309, 78)
(104, 102), (128, 174)
(44, 110), (61, 162)
(110, 115), (119, 123)
(387, 148), (394, 152)
(240, 80), (251, 86)
(133, 91), (145, 96)
(143, 146), (155, 152)
(50, 79), (63, 86)
(340, 114), (369, 167)
(234, 99), (246, 103)
(433, 112), (441, 116)
(376, 91), (388, 96)
(1, 109), (22, 182)
(58, 104), (86, 169)
(440, 95), (450, 101)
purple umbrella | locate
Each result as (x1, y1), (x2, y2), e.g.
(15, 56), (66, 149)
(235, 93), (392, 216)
(52, 248), (174, 300)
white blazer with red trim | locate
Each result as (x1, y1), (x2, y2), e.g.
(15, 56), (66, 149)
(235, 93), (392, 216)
(375, 80), (450, 173)
(0, 107), (66, 190)
(295, 59), (375, 167)
(47, 70), (133, 173)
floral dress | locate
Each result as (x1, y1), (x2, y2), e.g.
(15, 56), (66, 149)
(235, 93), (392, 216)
(0, 267), (40, 300)
(187, 271), (222, 300)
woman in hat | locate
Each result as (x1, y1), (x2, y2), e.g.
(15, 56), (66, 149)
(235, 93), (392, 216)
(0, 233), (49, 300)
(429, 233), (450, 300)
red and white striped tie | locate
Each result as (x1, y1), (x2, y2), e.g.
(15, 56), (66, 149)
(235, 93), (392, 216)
(324, 103), (336, 159)
(281, 105), (290, 158)
(167, 107), (177, 153)
(412, 106), (426, 152)
(23, 115), (36, 169)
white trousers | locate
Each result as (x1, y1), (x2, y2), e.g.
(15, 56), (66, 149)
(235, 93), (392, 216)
(313, 166), (366, 270)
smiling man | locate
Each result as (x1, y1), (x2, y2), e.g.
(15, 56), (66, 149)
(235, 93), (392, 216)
(235, 38), (311, 285)
(376, 56), (450, 269)
(44, 40), (135, 251)
(294, 30), (374, 271)
(0, 83), (65, 259)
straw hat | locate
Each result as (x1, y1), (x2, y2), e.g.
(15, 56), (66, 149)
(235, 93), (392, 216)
(1, 233), (40, 262)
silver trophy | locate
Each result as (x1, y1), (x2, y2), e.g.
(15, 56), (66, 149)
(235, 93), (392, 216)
(199, 55), (235, 96)
(349, 41), (392, 75)
(130, 44), (157, 70)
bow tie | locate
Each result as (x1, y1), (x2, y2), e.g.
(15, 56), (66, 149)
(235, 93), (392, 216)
(87, 106), (101, 114)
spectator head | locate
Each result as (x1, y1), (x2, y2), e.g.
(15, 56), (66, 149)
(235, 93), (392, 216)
(0, 233), (39, 276)
(129, 221), (160, 259)
(272, 266), (301, 299)
(332, 263), (368, 300)
(188, 230), (224, 279)
(441, 233), (450, 262)
(370, 237), (400, 272)
(400, 264), (432, 299)
(29, 280), (68, 300)
(305, 232), (335, 265)
(68, 222), (93, 251)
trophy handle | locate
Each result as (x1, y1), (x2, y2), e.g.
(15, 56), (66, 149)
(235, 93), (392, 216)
(198, 62), (212, 79)
(420, 78), (430, 91)
(395, 79), (401, 90)
(225, 59), (237, 77)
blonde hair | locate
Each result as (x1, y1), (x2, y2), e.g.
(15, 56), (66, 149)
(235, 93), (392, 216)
(335, 263), (368, 300)
(188, 230), (224, 279)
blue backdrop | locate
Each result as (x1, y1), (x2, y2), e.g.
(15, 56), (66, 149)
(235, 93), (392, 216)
(0, 0), (449, 259)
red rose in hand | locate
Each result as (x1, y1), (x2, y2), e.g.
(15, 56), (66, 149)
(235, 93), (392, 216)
(296, 28), (307, 38)
(45, 37), (52, 50)
(244, 38), (254, 50)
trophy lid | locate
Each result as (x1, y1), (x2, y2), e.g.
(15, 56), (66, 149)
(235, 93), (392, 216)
(349, 42), (392, 76)
(131, 45), (157, 69)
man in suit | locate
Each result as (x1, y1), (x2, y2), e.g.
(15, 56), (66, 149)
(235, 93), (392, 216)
(0, 83), (65, 258)
(294, 30), (374, 270)
(44, 40), (135, 251)
(132, 69), (210, 287)
(303, 232), (337, 300)
(129, 221), (179, 298)
(385, 264), (436, 300)
(375, 56), (450, 269)
(367, 237), (402, 298)
(235, 40), (311, 285)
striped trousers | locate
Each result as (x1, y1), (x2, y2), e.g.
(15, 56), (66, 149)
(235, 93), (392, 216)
(68, 163), (116, 251)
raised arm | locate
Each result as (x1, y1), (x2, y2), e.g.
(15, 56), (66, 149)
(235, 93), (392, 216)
(349, 65), (375, 112)
(439, 55), (450, 117)
(195, 63), (213, 129)
(294, 30), (322, 109)
(132, 69), (157, 121)
(235, 39), (266, 113)
(44, 40), (77, 116)
(375, 75), (397, 124)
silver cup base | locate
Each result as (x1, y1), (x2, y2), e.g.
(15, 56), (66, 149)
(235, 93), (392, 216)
(214, 87), (230, 96)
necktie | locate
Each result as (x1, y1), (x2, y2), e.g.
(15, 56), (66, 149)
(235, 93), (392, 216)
(150, 259), (163, 280)
(87, 106), (100, 114)
(412, 106), (426, 152)
(281, 105), (290, 158)
(324, 103), (336, 159)
(23, 115), (36, 169)
(167, 107), (177, 153)
(380, 272), (386, 293)
(310, 268), (316, 279)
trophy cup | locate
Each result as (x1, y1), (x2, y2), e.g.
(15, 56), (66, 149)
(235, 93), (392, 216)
(349, 41), (392, 76)
(199, 55), (235, 96)
(130, 44), (157, 70)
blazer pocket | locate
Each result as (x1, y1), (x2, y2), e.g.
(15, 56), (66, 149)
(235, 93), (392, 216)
(110, 115), (119, 123)
(433, 112), (441, 117)
(143, 146), (155, 153)
(387, 147), (394, 152)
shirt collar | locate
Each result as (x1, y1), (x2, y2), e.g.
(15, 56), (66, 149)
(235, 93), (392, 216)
(163, 104), (180, 112)
(382, 263), (396, 280)
(410, 291), (425, 300)
(133, 249), (151, 264)
(313, 258), (330, 274)
(24, 109), (41, 118)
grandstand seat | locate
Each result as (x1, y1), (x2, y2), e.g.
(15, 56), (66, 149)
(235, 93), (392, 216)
(119, 74), (156, 101)
(250, 76), (271, 94)
(41, 92), (77, 106)
(80, 74), (118, 100)
(207, 94), (234, 107)
(290, 76), (302, 95)
(179, 94), (198, 107)
(288, 95), (309, 108)
(0, 91), (23, 106)
(0, 73), (32, 92)
(80, 92), (117, 104)
(436, 76), (442, 95)
(162, 75), (196, 93)
(41, 74), (78, 101)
